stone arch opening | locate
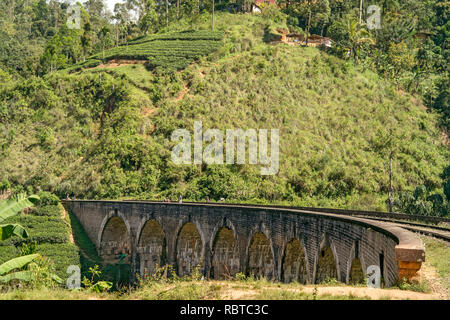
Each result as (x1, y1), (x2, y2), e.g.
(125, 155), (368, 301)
(349, 258), (364, 284)
(137, 219), (166, 277)
(100, 216), (131, 265)
(281, 238), (308, 283)
(315, 246), (338, 284)
(247, 232), (274, 279)
(211, 227), (240, 279)
(176, 222), (203, 277)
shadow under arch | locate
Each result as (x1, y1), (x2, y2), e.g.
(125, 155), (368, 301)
(281, 238), (308, 284)
(247, 231), (275, 279)
(349, 258), (365, 284)
(315, 238), (339, 284)
(211, 226), (240, 279)
(99, 216), (132, 265)
(176, 222), (203, 277)
(347, 241), (365, 285)
(137, 219), (166, 277)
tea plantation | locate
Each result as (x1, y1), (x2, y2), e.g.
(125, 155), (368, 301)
(72, 30), (224, 71)
(0, 199), (80, 282)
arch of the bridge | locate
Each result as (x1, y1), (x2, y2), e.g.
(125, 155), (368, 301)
(136, 218), (166, 277)
(314, 236), (340, 284)
(98, 212), (132, 265)
(209, 217), (240, 280)
(246, 228), (275, 279)
(347, 241), (365, 285)
(281, 237), (309, 284)
(175, 221), (204, 277)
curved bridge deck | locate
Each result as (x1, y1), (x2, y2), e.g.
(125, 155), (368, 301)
(63, 200), (425, 287)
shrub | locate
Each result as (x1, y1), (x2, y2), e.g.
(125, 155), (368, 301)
(33, 205), (61, 217)
(36, 192), (59, 206)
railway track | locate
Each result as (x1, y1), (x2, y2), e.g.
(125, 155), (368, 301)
(355, 216), (450, 241)
(125, 199), (450, 242)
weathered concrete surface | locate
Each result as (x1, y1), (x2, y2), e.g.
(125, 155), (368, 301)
(63, 200), (425, 287)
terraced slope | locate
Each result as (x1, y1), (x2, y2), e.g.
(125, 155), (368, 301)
(72, 30), (224, 71)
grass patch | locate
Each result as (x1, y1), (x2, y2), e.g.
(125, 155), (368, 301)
(420, 236), (450, 291)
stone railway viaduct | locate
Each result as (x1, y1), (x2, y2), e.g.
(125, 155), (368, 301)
(63, 200), (425, 287)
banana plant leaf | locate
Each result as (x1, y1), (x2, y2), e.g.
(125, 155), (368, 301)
(0, 254), (39, 275)
(0, 270), (33, 283)
(0, 194), (40, 223)
(51, 273), (63, 284)
(0, 223), (29, 241)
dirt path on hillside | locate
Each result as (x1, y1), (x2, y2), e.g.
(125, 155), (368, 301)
(92, 59), (146, 69)
(175, 84), (189, 101)
(59, 204), (74, 244)
(142, 107), (159, 117)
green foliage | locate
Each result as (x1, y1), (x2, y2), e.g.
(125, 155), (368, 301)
(33, 205), (61, 217)
(442, 166), (450, 201)
(392, 185), (449, 217)
(0, 254), (39, 283)
(0, 180), (10, 192)
(0, 215), (70, 246)
(0, 224), (29, 241)
(36, 192), (59, 206)
(82, 265), (113, 293)
(0, 197), (80, 283)
(397, 277), (430, 293)
(0, 11), (448, 211)
(420, 236), (450, 291)
(34, 243), (80, 281)
(0, 194), (39, 223)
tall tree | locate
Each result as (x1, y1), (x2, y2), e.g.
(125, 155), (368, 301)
(292, 0), (331, 42)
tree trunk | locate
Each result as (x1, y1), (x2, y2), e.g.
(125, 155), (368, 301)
(177, 0), (180, 19)
(212, 0), (215, 31)
(359, 0), (363, 24)
(388, 152), (393, 213)
(306, 10), (311, 44)
(166, 0), (169, 26)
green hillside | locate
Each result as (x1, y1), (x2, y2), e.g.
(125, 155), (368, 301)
(0, 12), (448, 211)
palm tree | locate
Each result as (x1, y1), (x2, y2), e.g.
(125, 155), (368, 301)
(345, 18), (374, 62)
(98, 26), (111, 60)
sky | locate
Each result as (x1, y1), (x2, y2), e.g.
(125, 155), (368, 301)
(104, 0), (124, 13)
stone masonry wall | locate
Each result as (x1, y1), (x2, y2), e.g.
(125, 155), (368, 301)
(65, 201), (422, 287)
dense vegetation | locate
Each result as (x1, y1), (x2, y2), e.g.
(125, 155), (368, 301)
(0, 192), (80, 282)
(0, 8), (448, 213)
(0, 1), (448, 215)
